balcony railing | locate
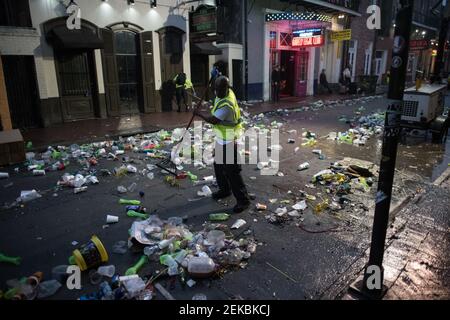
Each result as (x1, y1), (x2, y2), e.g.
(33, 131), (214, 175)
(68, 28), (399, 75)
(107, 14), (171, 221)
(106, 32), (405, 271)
(321, 0), (360, 12)
(413, 10), (440, 29)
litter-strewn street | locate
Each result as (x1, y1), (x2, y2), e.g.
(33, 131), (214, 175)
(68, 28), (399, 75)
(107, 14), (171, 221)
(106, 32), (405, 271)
(1, 95), (449, 300)
(1, 0), (450, 309)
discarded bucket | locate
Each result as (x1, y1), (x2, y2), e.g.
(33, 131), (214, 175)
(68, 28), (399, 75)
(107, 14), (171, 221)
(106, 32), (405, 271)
(71, 235), (109, 271)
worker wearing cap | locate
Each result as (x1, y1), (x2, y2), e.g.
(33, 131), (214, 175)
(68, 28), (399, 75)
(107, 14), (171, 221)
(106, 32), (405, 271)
(194, 76), (251, 213)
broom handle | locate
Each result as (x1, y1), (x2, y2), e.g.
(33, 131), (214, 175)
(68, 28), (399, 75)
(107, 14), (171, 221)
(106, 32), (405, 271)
(175, 77), (214, 147)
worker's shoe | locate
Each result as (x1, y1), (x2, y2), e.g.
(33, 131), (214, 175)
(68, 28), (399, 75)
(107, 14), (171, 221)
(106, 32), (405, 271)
(212, 191), (232, 200)
(233, 201), (251, 213)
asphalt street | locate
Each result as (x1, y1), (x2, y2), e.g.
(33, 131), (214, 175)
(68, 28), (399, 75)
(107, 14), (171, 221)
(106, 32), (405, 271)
(0, 95), (449, 300)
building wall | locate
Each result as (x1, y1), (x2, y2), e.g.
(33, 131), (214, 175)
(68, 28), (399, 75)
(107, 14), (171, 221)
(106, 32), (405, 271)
(29, 0), (191, 102)
(0, 55), (13, 130)
(349, 0), (376, 79)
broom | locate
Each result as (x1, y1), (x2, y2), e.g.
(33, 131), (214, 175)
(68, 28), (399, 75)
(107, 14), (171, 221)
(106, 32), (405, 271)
(156, 78), (213, 176)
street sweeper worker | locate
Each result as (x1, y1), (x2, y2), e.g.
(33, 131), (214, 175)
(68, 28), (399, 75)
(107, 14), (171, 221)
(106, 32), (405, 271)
(173, 72), (195, 112)
(193, 76), (251, 213)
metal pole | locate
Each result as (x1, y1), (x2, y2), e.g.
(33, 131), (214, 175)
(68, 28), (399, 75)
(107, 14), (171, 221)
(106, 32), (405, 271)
(244, 0), (249, 102)
(362, 0), (414, 298)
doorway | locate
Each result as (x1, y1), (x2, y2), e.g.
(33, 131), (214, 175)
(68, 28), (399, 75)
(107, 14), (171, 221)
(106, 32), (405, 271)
(280, 50), (296, 97)
(157, 26), (184, 112)
(56, 51), (97, 121)
(2, 55), (40, 128)
(295, 51), (309, 97)
(115, 30), (140, 115)
(232, 59), (243, 100)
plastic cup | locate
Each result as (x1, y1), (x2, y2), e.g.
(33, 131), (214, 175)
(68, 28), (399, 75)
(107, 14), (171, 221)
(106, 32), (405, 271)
(106, 215), (119, 224)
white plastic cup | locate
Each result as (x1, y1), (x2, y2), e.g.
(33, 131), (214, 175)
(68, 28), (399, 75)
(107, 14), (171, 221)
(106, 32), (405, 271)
(106, 215), (119, 224)
(0, 172), (9, 179)
(298, 162), (310, 171)
(33, 170), (46, 176)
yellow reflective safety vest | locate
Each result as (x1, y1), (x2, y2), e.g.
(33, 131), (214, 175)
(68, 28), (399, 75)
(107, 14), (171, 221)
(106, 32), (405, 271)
(173, 74), (193, 89)
(211, 89), (244, 142)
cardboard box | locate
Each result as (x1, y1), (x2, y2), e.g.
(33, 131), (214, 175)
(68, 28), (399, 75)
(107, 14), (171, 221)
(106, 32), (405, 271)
(0, 129), (25, 166)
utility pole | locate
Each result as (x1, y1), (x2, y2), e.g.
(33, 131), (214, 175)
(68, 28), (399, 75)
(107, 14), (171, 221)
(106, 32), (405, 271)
(431, 0), (450, 83)
(243, 0), (249, 102)
(350, 0), (414, 299)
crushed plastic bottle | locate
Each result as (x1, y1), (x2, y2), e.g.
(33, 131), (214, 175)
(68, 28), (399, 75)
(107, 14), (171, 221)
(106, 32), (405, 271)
(117, 186), (127, 194)
(97, 265), (115, 278)
(37, 280), (62, 299)
(187, 257), (216, 277)
(52, 265), (69, 283)
(122, 277), (146, 298)
(112, 241), (128, 254)
(99, 281), (114, 300)
(192, 293), (208, 300)
(18, 190), (42, 203)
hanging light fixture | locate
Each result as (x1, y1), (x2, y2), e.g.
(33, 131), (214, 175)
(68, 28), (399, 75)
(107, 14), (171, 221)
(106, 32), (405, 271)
(128, 0), (135, 5)
(150, 0), (157, 7)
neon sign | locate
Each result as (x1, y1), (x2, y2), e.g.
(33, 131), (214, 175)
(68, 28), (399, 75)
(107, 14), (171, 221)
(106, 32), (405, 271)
(292, 35), (324, 47)
(293, 28), (322, 38)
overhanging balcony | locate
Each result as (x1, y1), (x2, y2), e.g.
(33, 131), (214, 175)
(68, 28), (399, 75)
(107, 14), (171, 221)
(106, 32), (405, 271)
(279, 0), (361, 17)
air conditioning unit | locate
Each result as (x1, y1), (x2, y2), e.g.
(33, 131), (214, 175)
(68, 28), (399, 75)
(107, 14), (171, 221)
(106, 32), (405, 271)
(402, 84), (446, 123)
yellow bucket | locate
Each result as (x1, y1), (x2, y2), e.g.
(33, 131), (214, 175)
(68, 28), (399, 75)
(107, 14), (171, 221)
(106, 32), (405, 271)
(72, 235), (108, 271)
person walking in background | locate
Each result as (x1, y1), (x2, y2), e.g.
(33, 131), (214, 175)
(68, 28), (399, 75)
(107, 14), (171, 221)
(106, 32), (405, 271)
(343, 66), (352, 85)
(173, 72), (195, 112)
(319, 69), (332, 94)
(271, 65), (281, 102)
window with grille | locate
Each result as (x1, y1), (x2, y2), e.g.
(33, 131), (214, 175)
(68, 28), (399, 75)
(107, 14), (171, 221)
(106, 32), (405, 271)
(57, 52), (91, 96)
(280, 32), (292, 47)
(403, 100), (419, 117)
(115, 30), (139, 108)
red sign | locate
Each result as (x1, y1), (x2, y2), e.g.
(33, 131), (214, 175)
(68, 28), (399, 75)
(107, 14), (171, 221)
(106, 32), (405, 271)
(410, 39), (429, 50)
(292, 35), (324, 47)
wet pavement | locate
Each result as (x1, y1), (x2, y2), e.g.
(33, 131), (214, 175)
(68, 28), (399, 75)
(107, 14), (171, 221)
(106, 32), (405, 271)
(0, 94), (449, 300)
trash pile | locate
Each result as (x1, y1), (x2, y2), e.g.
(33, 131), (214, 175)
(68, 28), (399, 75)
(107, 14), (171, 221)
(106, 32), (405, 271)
(253, 158), (378, 226)
(328, 112), (385, 146)
(0, 94), (385, 299)
(1, 211), (258, 300)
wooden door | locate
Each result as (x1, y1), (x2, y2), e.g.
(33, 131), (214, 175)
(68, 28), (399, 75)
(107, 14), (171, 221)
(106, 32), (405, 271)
(101, 28), (120, 116)
(295, 51), (309, 97)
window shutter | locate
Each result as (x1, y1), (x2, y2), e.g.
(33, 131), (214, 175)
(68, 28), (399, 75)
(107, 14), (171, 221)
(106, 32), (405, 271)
(139, 31), (158, 113)
(101, 28), (120, 116)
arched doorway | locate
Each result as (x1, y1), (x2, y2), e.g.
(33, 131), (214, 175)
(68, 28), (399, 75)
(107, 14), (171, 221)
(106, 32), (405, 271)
(43, 17), (104, 122)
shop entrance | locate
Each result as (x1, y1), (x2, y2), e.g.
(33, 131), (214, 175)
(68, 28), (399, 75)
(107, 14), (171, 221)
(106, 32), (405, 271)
(277, 50), (309, 98)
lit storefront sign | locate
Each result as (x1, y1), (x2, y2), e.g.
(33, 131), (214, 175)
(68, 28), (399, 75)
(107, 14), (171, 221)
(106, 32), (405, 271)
(410, 39), (429, 51)
(293, 28), (323, 38)
(292, 28), (324, 47)
(330, 29), (352, 41)
(292, 35), (324, 47)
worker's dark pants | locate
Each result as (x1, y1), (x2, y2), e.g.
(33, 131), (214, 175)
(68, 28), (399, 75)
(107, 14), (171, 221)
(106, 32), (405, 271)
(214, 142), (250, 205)
(175, 87), (188, 111)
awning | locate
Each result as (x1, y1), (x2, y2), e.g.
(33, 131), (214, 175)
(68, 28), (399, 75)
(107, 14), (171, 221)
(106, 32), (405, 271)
(191, 42), (222, 55)
(47, 26), (104, 50)
(279, 0), (362, 17)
